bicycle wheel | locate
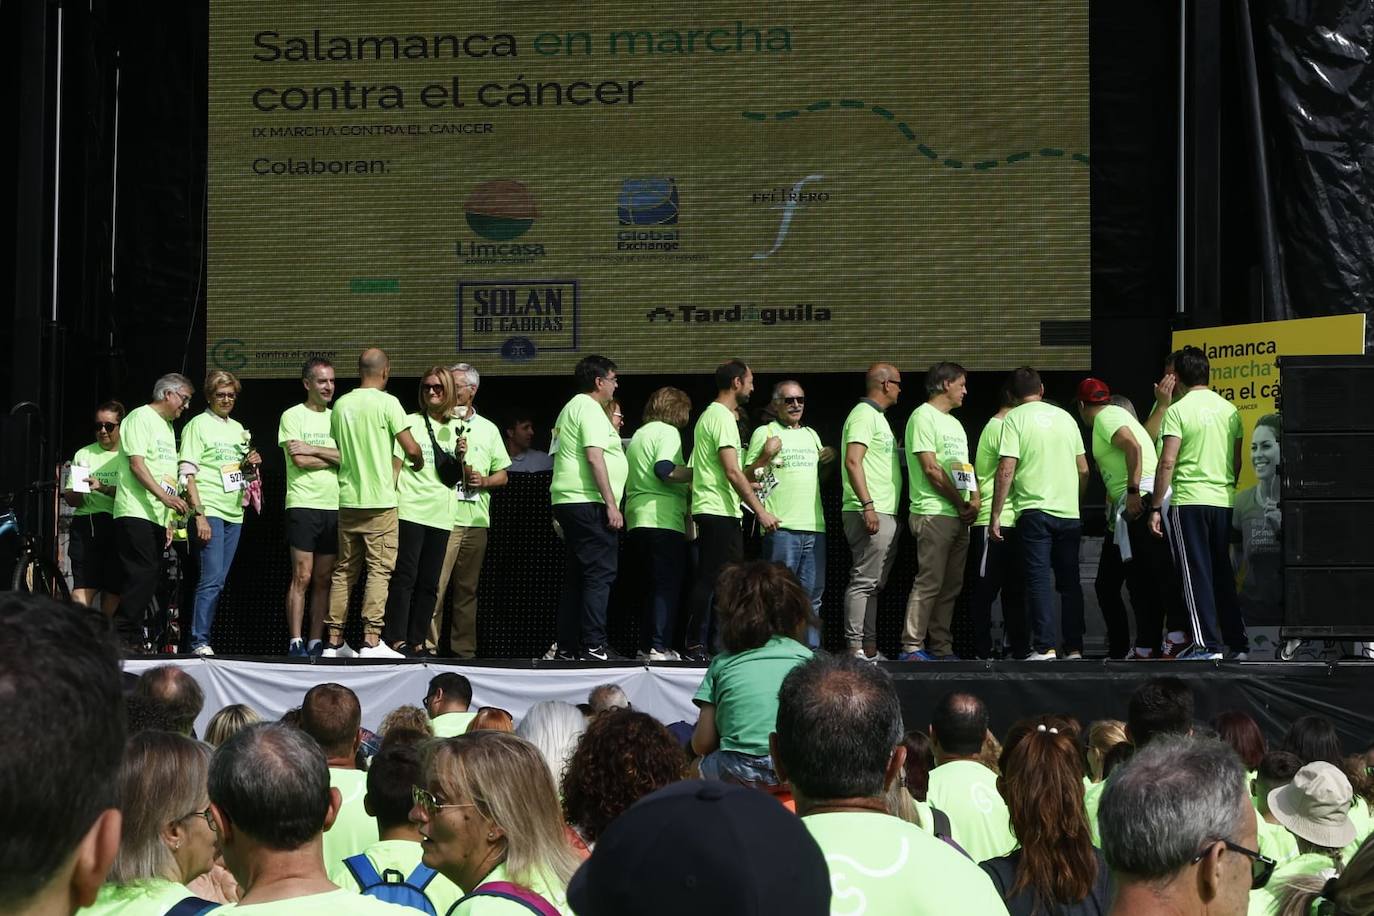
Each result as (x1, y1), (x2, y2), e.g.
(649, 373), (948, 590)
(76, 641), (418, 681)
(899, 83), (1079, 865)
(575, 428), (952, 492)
(12, 555), (73, 602)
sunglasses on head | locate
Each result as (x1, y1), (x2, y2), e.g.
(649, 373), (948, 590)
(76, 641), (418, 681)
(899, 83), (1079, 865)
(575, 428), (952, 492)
(95, 422), (118, 432)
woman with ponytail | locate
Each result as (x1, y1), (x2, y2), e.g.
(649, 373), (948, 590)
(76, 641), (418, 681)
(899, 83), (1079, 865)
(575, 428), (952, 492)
(1276, 832), (1374, 916)
(979, 716), (1111, 915)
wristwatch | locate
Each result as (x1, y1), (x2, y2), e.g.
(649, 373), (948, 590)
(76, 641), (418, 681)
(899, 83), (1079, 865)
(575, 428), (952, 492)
(1149, 506), (1162, 514)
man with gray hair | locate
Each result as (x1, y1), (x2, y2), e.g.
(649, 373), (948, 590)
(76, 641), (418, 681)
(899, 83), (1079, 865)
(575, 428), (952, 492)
(1100, 736), (1270, 916)
(209, 723), (400, 911)
(424, 362), (509, 657)
(113, 372), (194, 651)
(771, 654), (1008, 914)
(587, 683), (630, 715)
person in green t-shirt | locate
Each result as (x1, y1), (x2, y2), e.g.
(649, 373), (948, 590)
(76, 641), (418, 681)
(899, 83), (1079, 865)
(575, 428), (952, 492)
(841, 363), (904, 661)
(1077, 378), (1179, 659)
(179, 369), (262, 655)
(926, 692), (1018, 862)
(324, 348), (424, 660)
(113, 373), (194, 650)
(744, 380), (834, 650)
(964, 382), (1028, 659)
(65, 400), (128, 615)
(426, 362), (510, 659)
(990, 367), (1089, 659)
(773, 654), (1009, 915)
(900, 362), (977, 662)
(692, 561), (812, 788)
(279, 357), (341, 658)
(1147, 345), (1247, 659)
(550, 355), (628, 661)
(625, 386), (694, 660)
(383, 367), (464, 657)
(684, 360), (779, 662)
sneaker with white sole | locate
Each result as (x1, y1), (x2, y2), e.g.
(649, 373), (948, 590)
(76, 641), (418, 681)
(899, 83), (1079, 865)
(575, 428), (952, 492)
(648, 648), (681, 662)
(541, 642), (560, 661)
(1177, 647), (1223, 661)
(1063, 650), (1085, 660)
(359, 641), (405, 660)
(321, 641), (358, 659)
(1025, 649), (1057, 661)
(191, 644), (215, 657)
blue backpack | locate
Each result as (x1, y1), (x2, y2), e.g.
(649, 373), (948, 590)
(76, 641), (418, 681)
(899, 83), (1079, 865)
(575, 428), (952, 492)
(343, 855), (439, 915)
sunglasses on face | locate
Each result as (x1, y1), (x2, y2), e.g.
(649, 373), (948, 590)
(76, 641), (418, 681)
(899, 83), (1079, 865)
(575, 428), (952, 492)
(781, 396), (806, 405)
(421, 383), (445, 393)
(411, 785), (477, 818)
(1192, 839), (1275, 890)
(95, 422), (118, 432)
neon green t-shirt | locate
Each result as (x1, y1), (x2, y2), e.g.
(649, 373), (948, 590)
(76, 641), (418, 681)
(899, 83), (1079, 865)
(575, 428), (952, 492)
(802, 812), (1010, 916)
(689, 402), (743, 519)
(974, 417), (1015, 528)
(278, 403), (339, 511)
(1091, 405), (1159, 503)
(550, 394), (627, 506)
(1247, 853), (1336, 916)
(453, 412), (512, 529)
(692, 635), (812, 756)
(1256, 817), (1299, 867)
(394, 413), (459, 531)
(322, 768), (379, 868)
(233, 888), (418, 915)
(454, 862), (571, 916)
(327, 838), (465, 913)
(998, 400), (1085, 521)
(69, 442), (125, 517)
(625, 421), (689, 533)
(331, 388), (409, 510)
(76, 878), (191, 916)
(841, 400), (901, 514)
(179, 411), (250, 523)
(114, 404), (179, 526)
(431, 711), (478, 737)
(1085, 777), (1106, 846)
(926, 760), (1018, 862)
(1160, 388), (1243, 508)
(905, 402), (971, 518)
(745, 423), (825, 532)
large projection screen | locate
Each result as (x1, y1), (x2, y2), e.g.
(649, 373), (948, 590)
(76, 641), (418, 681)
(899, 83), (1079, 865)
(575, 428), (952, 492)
(208, 1), (1089, 377)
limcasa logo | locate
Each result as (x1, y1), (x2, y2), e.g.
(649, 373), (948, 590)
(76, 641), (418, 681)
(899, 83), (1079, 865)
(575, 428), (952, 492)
(464, 179), (538, 241)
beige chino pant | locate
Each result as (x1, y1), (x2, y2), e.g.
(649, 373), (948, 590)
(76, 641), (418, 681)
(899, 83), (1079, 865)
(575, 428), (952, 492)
(426, 525), (489, 657)
(326, 507), (398, 639)
(902, 513), (970, 655)
(842, 511), (901, 648)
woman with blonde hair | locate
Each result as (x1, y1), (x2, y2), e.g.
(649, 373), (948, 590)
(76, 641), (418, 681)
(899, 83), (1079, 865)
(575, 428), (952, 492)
(180, 369), (262, 655)
(414, 731), (581, 913)
(82, 732), (221, 914)
(623, 386), (694, 661)
(203, 703), (261, 747)
(1085, 719), (1128, 784)
(384, 366), (460, 656)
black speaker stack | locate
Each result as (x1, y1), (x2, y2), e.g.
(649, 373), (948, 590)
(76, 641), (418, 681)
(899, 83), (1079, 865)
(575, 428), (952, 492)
(1279, 354), (1374, 639)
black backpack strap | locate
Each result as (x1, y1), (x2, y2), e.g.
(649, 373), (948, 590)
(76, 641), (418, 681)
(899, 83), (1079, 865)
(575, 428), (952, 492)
(931, 806), (952, 838)
(165, 895), (220, 916)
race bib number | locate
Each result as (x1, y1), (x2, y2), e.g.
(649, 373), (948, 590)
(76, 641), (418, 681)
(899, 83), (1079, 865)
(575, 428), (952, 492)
(951, 463), (977, 493)
(221, 463), (246, 492)
(455, 481), (480, 503)
(160, 475), (178, 498)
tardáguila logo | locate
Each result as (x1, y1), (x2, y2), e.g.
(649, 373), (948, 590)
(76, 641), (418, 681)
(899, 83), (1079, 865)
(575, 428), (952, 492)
(464, 179), (538, 241)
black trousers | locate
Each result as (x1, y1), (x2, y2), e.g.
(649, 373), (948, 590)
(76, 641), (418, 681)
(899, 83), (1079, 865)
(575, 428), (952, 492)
(966, 525), (1028, 658)
(1096, 505), (1179, 656)
(685, 514), (744, 650)
(631, 527), (690, 652)
(114, 517), (164, 643)
(384, 520), (451, 648)
(554, 502), (619, 652)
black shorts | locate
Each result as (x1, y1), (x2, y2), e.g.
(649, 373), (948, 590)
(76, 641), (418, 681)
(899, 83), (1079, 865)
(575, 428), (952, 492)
(69, 512), (122, 591)
(287, 507), (339, 555)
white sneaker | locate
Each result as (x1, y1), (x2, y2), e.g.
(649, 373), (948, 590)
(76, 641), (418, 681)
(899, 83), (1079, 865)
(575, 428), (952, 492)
(321, 641), (358, 659)
(359, 641), (405, 660)
(541, 642), (559, 661)
(192, 644), (215, 657)
(1063, 650), (1085, 660)
(648, 648), (681, 662)
(1026, 649), (1057, 661)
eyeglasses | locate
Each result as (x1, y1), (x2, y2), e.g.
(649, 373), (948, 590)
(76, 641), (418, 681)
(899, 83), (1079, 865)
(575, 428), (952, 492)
(179, 805), (216, 832)
(95, 421), (118, 432)
(421, 383), (445, 393)
(170, 391), (192, 404)
(781, 396), (806, 405)
(1192, 839), (1275, 890)
(213, 392), (237, 401)
(883, 379), (902, 388)
(412, 785), (477, 818)
(599, 374), (619, 387)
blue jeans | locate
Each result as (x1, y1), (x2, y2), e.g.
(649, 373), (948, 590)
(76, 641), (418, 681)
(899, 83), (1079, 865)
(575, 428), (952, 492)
(1018, 510), (1084, 653)
(191, 516), (243, 648)
(762, 529), (826, 648)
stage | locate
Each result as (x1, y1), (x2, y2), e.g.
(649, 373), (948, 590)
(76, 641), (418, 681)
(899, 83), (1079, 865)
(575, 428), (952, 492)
(125, 656), (1374, 750)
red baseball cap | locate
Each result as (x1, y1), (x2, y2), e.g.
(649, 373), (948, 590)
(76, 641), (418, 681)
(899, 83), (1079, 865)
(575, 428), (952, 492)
(1077, 378), (1111, 404)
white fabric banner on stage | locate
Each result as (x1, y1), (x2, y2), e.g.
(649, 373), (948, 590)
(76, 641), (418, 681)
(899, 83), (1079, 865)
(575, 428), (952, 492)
(123, 659), (702, 736)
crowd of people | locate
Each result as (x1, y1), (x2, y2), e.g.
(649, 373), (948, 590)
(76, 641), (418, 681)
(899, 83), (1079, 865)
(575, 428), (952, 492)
(8, 587), (1374, 916)
(62, 342), (1278, 663)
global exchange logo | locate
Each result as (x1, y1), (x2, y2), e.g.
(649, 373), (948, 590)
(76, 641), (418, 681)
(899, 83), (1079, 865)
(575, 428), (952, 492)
(618, 178), (679, 226)
(465, 179), (537, 241)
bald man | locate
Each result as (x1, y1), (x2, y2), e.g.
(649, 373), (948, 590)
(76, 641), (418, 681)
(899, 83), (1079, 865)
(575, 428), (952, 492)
(841, 363), (904, 660)
(323, 349), (423, 659)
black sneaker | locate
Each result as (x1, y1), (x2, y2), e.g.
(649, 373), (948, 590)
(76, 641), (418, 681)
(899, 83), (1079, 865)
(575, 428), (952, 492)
(552, 648), (578, 661)
(578, 645), (627, 662)
(681, 645), (711, 663)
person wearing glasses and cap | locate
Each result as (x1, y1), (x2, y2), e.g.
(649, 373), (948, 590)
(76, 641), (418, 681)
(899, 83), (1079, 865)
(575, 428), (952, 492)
(744, 380), (834, 649)
(65, 401), (129, 617)
(112, 373), (195, 653)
